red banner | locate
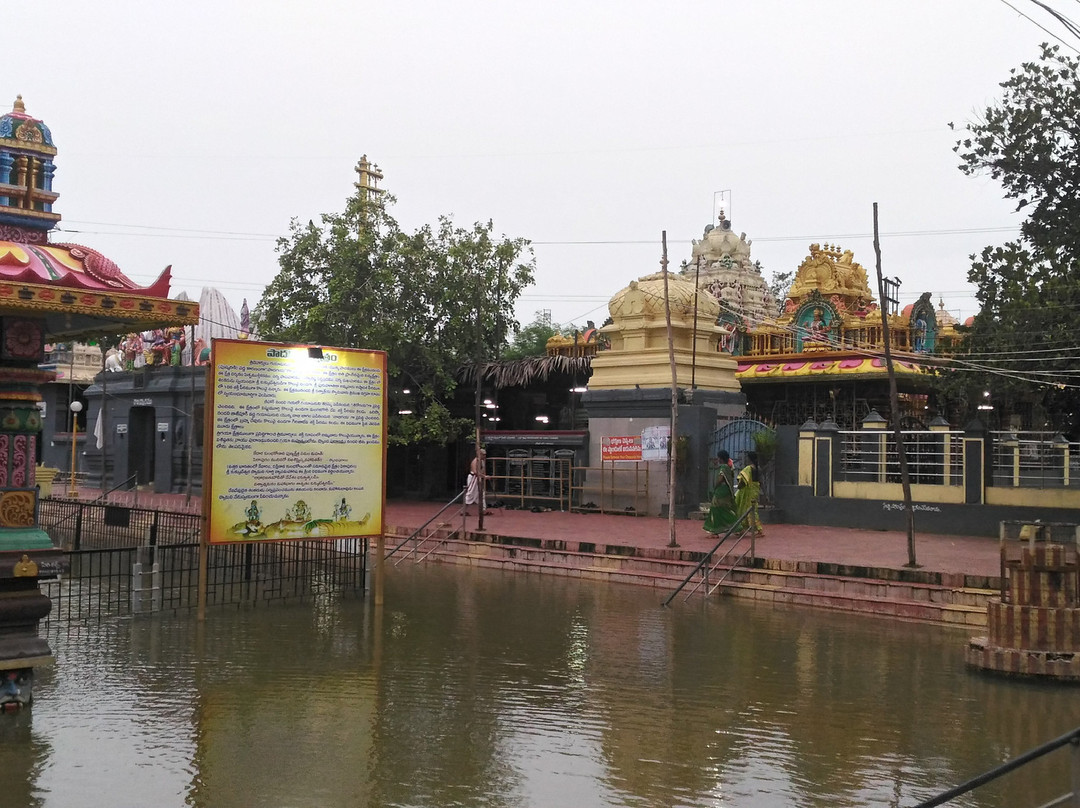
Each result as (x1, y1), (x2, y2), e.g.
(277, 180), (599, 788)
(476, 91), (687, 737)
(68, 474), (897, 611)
(602, 435), (642, 462)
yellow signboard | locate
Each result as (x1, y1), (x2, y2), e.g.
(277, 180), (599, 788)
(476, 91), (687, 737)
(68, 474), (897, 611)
(205, 339), (386, 544)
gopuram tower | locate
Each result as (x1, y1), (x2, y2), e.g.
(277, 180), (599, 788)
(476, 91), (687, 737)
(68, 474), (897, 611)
(0, 96), (198, 707)
(682, 213), (776, 329)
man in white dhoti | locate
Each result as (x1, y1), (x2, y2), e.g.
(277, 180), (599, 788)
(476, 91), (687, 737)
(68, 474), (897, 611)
(464, 450), (488, 515)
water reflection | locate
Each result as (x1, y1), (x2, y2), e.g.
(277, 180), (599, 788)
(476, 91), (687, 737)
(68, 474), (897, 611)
(3, 564), (1078, 807)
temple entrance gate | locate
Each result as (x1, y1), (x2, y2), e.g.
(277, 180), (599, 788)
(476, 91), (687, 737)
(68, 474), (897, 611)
(710, 417), (772, 465)
(128, 406), (156, 486)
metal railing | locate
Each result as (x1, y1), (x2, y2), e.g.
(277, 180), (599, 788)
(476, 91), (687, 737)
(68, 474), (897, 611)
(569, 461), (650, 515)
(487, 456), (575, 511)
(661, 509), (755, 607)
(991, 431), (1080, 489)
(38, 498), (368, 624)
(839, 430), (964, 486)
(483, 458), (652, 515)
(38, 498), (201, 550)
(384, 491), (464, 564)
(915, 725), (1080, 807)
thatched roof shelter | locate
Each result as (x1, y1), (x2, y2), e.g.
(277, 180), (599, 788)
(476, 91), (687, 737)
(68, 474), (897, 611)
(457, 354), (592, 389)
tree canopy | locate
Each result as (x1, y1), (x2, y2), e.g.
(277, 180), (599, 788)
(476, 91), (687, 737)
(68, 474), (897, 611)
(253, 187), (535, 444)
(502, 313), (563, 360)
(945, 44), (1080, 433)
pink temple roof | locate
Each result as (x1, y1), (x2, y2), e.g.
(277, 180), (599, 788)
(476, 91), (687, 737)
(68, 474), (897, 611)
(0, 240), (171, 296)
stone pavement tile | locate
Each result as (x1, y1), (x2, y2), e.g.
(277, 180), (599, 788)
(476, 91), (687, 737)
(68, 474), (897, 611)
(385, 500), (1001, 579)
(67, 490), (1001, 580)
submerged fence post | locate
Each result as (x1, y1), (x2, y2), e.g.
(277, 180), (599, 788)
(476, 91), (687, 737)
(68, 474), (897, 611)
(131, 545), (160, 615)
(73, 502), (83, 551)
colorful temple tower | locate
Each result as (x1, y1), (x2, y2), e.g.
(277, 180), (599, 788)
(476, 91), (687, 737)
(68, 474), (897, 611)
(733, 242), (960, 428)
(680, 213), (775, 328)
(0, 97), (198, 707)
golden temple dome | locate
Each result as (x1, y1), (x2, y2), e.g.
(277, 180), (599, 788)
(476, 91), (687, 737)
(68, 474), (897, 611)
(608, 272), (721, 322)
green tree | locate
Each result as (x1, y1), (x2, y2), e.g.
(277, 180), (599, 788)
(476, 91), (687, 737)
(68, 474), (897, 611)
(945, 44), (1080, 432)
(767, 268), (793, 315)
(503, 313), (562, 359)
(253, 188), (535, 444)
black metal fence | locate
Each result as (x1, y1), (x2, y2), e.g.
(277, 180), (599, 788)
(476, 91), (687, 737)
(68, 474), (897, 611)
(38, 499), (368, 625)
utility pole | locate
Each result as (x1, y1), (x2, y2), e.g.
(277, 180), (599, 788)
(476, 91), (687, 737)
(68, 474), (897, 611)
(662, 231), (678, 548)
(873, 203), (918, 568)
(691, 255), (701, 391)
(474, 265), (485, 533)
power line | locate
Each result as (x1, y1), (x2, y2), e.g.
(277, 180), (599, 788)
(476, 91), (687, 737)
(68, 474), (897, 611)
(57, 221), (1022, 246)
(997, 0), (1080, 52)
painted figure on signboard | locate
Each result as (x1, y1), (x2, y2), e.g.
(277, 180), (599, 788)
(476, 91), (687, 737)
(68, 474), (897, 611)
(293, 499), (312, 523)
(334, 498), (351, 522)
(244, 500), (262, 534)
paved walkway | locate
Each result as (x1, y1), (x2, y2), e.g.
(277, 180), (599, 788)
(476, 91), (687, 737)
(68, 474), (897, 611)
(67, 489), (1003, 579)
(385, 500), (1003, 579)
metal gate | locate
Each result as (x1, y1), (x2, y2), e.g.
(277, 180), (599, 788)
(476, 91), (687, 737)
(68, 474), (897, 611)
(709, 417), (774, 472)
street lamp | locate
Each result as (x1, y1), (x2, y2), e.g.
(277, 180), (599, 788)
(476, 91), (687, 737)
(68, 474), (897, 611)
(68, 400), (83, 498)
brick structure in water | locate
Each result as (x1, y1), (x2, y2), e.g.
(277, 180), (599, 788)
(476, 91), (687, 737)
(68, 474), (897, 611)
(967, 523), (1080, 681)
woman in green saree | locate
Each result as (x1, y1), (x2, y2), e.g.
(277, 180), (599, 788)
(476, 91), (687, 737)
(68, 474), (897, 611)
(703, 449), (737, 535)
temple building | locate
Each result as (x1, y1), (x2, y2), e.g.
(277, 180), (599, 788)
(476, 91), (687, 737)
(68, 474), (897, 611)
(77, 287), (252, 495)
(0, 95), (198, 704)
(729, 240), (960, 428)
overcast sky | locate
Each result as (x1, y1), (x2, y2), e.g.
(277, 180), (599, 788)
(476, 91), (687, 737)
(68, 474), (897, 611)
(7, 1), (1072, 333)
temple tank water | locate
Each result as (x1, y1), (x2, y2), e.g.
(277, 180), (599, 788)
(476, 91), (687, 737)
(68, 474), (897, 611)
(2, 562), (1078, 807)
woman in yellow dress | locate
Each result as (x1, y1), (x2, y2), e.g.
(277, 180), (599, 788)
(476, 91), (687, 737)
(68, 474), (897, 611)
(735, 451), (764, 537)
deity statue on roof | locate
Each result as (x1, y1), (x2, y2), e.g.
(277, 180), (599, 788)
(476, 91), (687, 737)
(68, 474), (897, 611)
(784, 243), (875, 313)
(120, 333), (143, 371)
(681, 213), (776, 327)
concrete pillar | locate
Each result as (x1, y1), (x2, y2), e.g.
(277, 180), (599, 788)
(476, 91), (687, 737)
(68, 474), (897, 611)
(814, 419), (840, 498)
(1053, 433), (1069, 487)
(860, 410), (888, 483)
(1001, 430), (1020, 487)
(798, 420), (817, 487)
(963, 419), (987, 505)
(929, 416), (951, 485)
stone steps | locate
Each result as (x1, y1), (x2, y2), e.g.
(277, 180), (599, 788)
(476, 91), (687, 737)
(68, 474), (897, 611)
(384, 527), (994, 627)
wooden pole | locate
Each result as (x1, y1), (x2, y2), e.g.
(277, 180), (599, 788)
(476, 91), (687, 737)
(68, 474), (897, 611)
(662, 231), (679, 548)
(872, 203), (918, 568)
(475, 266), (485, 533)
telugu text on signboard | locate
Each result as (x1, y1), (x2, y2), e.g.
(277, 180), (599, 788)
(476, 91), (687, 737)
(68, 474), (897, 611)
(601, 435), (643, 462)
(205, 339), (386, 544)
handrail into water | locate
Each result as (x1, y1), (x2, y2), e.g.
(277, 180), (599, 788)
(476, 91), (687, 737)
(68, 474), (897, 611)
(384, 491), (465, 563)
(914, 725), (1080, 807)
(661, 508), (754, 608)
(698, 525), (755, 600)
